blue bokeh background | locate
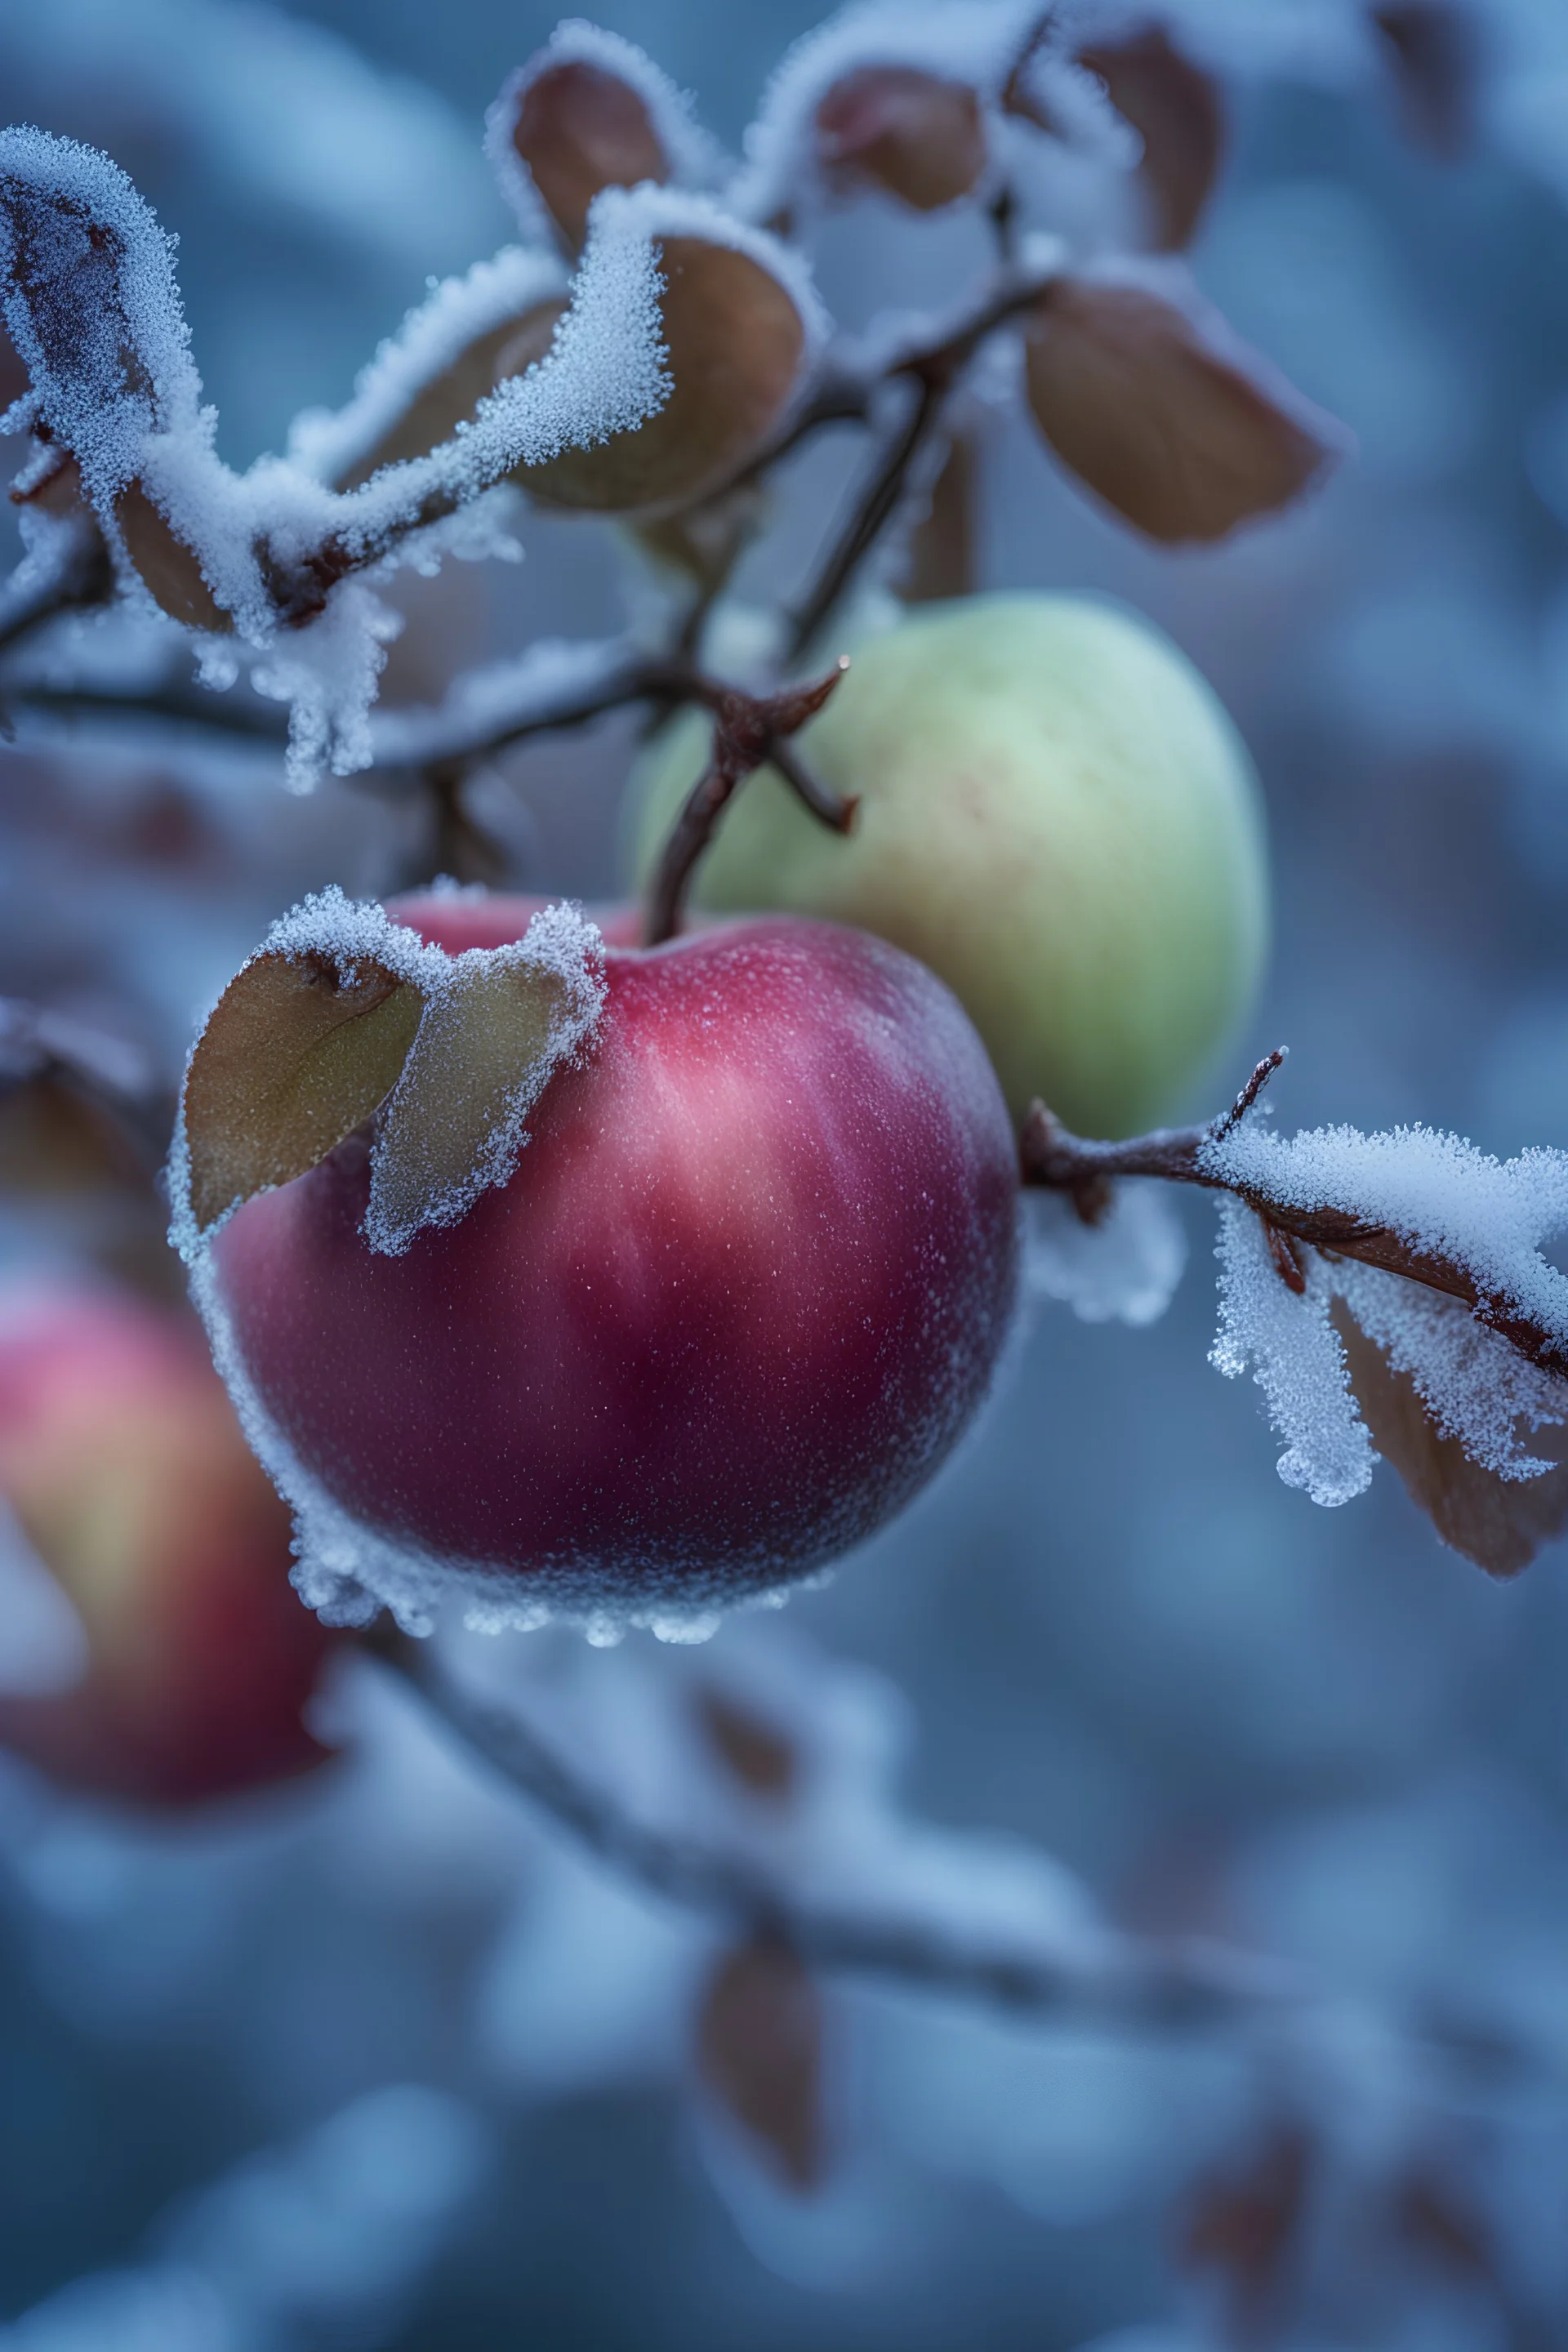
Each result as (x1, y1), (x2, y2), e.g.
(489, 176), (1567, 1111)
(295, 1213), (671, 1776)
(5, 2), (1568, 2344)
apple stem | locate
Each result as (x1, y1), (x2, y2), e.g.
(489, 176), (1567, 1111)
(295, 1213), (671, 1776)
(642, 662), (853, 947)
(362, 1615), (1307, 2033)
(1022, 1049), (1568, 1385)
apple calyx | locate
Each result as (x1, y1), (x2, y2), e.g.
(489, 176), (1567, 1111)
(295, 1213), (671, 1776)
(176, 889), (605, 1256)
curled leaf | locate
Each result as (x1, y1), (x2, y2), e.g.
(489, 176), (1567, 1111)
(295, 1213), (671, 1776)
(697, 1937), (825, 2190)
(1023, 274), (1344, 541)
(182, 951), (424, 1233)
(522, 229), (809, 515)
(513, 60), (670, 252)
(363, 933), (604, 1258)
(1078, 27), (1225, 251)
(1333, 1301), (1568, 1577)
(115, 478), (231, 631)
(814, 66), (987, 212)
(335, 300), (567, 491)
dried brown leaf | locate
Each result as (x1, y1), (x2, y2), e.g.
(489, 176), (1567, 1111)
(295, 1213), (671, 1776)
(522, 238), (805, 514)
(1332, 1301), (1568, 1578)
(183, 951), (424, 1232)
(902, 427), (978, 604)
(514, 60), (670, 252)
(1024, 277), (1341, 541)
(695, 1689), (798, 1799)
(115, 479), (231, 632)
(1079, 27), (1226, 251)
(815, 66), (987, 212)
(697, 1937), (825, 2191)
(1373, 2), (1483, 158)
(1182, 2126), (1311, 2336)
(336, 301), (566, 491)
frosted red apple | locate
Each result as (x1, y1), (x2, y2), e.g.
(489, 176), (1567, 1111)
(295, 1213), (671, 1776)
(0, 1290), (335, 1804)
(209, 903), (1020, 1622)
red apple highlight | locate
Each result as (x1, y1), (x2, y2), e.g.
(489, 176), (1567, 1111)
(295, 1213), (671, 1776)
(0, 1289), (336, 1805)
(204, 902), (1020, 1630)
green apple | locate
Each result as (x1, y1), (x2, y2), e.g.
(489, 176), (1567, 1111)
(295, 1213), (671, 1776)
(626, 592), (1269, 1138)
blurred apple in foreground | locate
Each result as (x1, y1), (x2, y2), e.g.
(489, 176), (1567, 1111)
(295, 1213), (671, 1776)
(0, 1289), (336, 1805)
(628, 593), (1269, 1137)
(207, 902), (1019, 1624)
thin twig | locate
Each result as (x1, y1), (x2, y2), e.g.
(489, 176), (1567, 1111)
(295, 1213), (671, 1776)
(365, 1620), (1302, 2030)
(788, 375), (947, 660)
(643, 662), (852, 947)
(1020, 1051), (1568, 1385)
(784, 270), (1056, 660)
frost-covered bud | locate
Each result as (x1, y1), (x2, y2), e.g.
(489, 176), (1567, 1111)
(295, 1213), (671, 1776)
(0, 1287), (336, 1806)
(512, 59), (670, 252)
(813, 65), (987, 212)
(519, 201), (818, 517)
(172, 890), (1018, 1636)
(630, 593), (1269, 1138)
(1022, 270), (1347, 544)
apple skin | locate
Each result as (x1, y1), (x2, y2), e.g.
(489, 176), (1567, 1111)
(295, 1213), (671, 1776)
(627, 593), (1270, 1138)
(210, 906), (1020, 1619)
(0, 1290), (336, 1806)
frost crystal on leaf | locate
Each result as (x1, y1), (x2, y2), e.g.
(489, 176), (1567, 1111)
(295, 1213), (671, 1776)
(1205, 1116), (1568, 1508)
(1023, 1180), (1187, 1327)
(1201, 1116), (1568, 1365)
(1211, 1195), (1374, 1508)
(286, 247), (571, 489)
(364, 900), (607, 1258)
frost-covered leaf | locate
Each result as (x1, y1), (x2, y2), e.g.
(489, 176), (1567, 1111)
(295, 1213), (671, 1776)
(182, 948), (424, 1234)
(522, 193), (821, 516)
(364, 903), (606, 1257)
(1024, 1179), (1187, 1327)
(697, 1938), (825, 2191)
(487, 24), (721, 252)
(1333, 1302), (1568, 1578)
(175, 890), (609, 1258)
(1200, 1114), (1568, 1373)
(114, 478), (230, 631)
(738, 0), (1052, 225)
(287, 249), (570, 492)
(1024, 270), (1344, 542)
(1077, 25), (1225, 251)
(814, 65), (987, 211)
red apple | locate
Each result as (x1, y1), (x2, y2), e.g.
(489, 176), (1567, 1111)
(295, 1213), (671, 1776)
(0, 1289), (336, 1805)
(208, 903), (1020, 1625)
